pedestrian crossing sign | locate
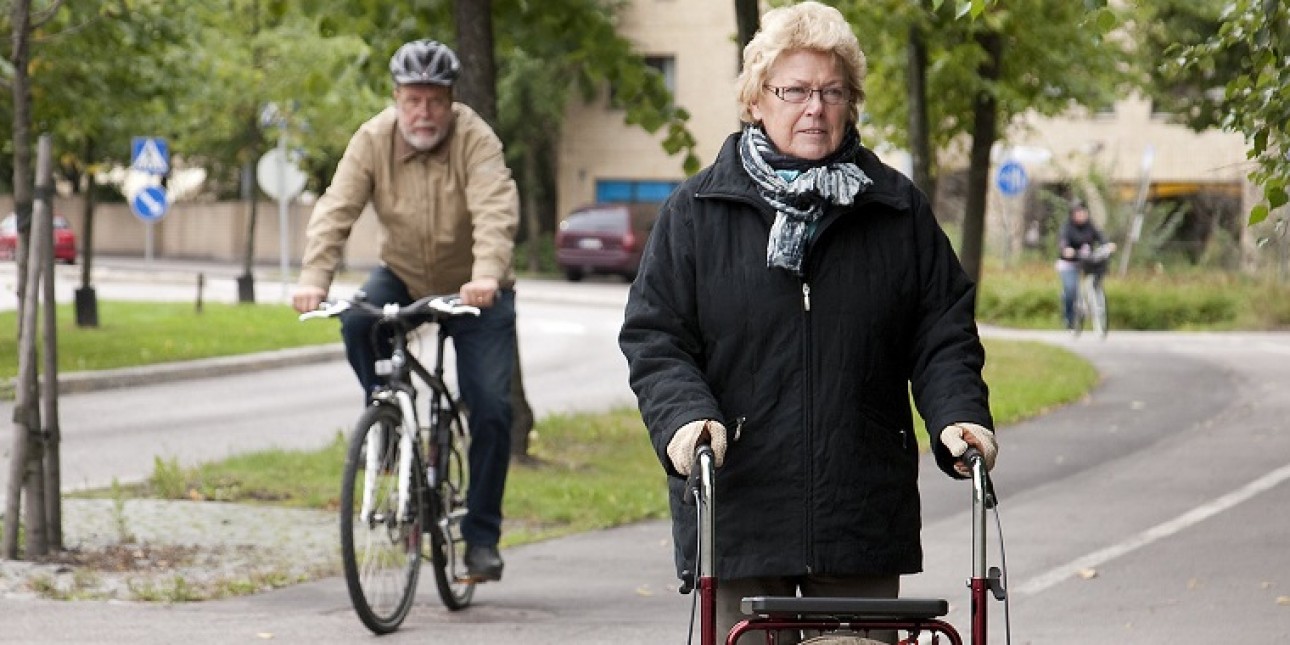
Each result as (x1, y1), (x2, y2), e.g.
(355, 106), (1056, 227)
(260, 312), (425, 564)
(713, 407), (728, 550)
(131, 137), (170, 176)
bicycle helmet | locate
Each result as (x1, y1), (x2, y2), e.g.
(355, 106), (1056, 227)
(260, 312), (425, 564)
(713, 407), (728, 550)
(389, 39), (460, 86)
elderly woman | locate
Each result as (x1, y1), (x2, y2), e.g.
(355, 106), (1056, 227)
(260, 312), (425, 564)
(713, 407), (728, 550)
(618, 2), (998, 643)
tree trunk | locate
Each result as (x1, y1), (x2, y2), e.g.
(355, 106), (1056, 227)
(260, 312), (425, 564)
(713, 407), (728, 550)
(5, 0), (35, 561)
(40, 136), (62, 550)
(14, 137), (54, 559)
(906, 3), (935, 199)
(239, 158), (259, 303)
(959, 31), (1003, 287)
(454, 0), (498, 126)
(455, 0), (533, 458)
(76, 138), (100, 327)
(734, 0), (760, 66)
(523, 146), (543, 273)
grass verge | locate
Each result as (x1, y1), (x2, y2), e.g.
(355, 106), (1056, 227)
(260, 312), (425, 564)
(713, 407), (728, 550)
(0, 300), (338, 380)
(87, 338), (1093, 548)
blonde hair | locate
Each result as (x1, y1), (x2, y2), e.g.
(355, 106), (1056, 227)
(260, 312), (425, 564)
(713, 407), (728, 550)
(736, 1), (867, 124)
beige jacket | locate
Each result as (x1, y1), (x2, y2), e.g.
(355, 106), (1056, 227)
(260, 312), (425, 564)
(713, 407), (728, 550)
(299, 103), (519, 298)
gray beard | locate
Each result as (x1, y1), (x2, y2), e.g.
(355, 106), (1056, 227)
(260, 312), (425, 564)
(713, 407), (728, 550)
(397, 120), (448, 152)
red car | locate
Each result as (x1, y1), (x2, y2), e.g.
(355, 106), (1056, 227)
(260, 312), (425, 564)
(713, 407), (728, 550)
(1, 213), (77, 264)
(554, 203), (657, 282)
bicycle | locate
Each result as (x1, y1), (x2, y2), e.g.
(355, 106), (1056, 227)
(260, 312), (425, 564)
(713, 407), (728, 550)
(300, 292), (479, 634)
(684, 442), (1009, 645)
(1071, 243), (1114, 338)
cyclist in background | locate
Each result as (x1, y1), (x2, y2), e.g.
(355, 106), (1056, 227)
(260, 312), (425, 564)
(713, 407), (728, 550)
(291, 39), (519, 583)
(1056, 201), (1113, 330)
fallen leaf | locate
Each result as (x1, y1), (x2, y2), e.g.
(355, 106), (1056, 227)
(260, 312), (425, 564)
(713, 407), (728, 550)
(1276, 596), (1290, 606)
(1077, 568), (1098, 580)
(256, 632), (274, 639)
(636, 585), (654, 597)
(1187, 578), (1200, 590)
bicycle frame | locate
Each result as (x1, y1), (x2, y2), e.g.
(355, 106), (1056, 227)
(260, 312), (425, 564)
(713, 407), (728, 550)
(693, 446), (997, 645)
(365, 313), (463, 524)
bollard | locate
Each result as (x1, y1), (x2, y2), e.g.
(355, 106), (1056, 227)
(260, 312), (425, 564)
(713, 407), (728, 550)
(196, 272), (205, 313)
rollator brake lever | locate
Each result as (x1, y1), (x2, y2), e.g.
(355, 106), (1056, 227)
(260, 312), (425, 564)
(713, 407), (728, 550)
(989, 566), (1007, 601)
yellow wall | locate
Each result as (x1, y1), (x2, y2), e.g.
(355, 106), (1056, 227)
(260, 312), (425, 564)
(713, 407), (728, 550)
(556, 0), (743, 220)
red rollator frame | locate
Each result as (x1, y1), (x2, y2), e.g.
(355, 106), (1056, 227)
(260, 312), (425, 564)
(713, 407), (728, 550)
(689, 443), (1002, 645)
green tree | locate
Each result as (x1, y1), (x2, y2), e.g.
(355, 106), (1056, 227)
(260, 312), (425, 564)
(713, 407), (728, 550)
(1166, 0), (1288, 225)
(837, 0), (1125, 284)
(306, 0), (699, 193)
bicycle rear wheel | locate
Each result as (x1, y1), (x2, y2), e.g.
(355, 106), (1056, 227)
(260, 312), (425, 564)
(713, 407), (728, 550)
(427, 400), (475, 610)
(340, 403), (422, 634)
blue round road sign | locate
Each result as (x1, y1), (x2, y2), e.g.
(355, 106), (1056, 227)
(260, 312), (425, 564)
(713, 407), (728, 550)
(131, 185), (169, 222)
(996, 161), (1028, 197)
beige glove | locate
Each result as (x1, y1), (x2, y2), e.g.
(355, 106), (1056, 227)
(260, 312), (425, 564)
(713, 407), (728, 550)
(666, 420), (727, 476)
(939, 422), (998, 476)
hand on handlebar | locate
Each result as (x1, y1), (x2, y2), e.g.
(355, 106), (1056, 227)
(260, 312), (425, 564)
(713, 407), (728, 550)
(667, 419), (727, 476)
(459, 277), (501, 308)
(292, 285), (328, 314)
(940, 422), (998, 477)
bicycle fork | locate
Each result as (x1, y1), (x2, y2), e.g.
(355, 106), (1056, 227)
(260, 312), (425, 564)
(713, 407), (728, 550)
(358, 392), (421, 525)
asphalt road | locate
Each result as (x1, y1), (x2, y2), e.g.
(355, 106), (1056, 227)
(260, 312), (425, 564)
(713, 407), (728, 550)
(3, 260), (1289, 643)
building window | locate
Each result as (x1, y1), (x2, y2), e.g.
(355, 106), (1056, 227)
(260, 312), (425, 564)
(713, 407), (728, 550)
(644, 55), (676, 94)
(596, 179), (681, 204)
(609, 54), (677, 106)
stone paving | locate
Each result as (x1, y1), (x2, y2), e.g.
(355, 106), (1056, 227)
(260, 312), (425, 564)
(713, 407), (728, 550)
(0, 498), (339, 601)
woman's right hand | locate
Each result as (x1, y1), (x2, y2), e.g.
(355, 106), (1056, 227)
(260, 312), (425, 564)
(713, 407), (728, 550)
(667, 419), (727, 476)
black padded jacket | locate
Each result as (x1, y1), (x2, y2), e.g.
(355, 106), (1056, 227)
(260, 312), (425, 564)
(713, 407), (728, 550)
(619, 132), (993, 581)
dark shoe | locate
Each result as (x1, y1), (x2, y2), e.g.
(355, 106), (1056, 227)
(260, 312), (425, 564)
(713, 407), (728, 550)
(464, 544), (504, 582)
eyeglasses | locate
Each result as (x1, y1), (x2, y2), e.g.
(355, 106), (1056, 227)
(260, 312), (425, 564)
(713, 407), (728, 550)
(763, 84), (851, 105)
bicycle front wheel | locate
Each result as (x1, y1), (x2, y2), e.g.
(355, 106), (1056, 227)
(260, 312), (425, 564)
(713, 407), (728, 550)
(340, 403), (422, 634)
(1089, 283), (1108, 338)
(427, 400), (475, 610)
(1072, 287), (1087, 336)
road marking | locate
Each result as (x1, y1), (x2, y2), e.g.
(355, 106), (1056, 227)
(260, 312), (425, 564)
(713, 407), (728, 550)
(527, 320), (588, 335)
(1014, 461), (1290, 596)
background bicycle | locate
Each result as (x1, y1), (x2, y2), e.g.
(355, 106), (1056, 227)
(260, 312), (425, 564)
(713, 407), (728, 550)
(1072, 243), (1115, 338)
(301, 293), (478, 634)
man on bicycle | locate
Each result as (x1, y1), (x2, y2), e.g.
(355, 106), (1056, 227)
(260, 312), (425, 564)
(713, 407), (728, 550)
(292, 38), (518, 583)
(1055, 200), (1112, 330)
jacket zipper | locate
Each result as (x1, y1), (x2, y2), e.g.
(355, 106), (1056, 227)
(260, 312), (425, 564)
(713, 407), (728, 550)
(801, 278), (814, 574)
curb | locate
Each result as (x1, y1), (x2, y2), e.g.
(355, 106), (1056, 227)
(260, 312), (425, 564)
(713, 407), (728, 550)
(6, 343), (345, 398)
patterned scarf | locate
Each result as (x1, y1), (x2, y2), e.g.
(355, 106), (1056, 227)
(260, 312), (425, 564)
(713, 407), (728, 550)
(738, 125), (872, 276)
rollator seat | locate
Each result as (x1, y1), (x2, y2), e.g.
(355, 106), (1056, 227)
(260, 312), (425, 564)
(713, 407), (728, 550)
(741, 596), (949, 620)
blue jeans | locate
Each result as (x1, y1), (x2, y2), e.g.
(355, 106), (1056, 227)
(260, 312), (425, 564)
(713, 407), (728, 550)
(1059, 267), (1079, 328)
(340, 266), (515, 547)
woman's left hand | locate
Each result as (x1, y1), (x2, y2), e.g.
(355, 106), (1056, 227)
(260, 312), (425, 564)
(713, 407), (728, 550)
(940, 423), (998, 476)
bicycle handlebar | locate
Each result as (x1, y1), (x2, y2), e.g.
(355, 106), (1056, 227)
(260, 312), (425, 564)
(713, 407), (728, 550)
(298, 293), (481, 323)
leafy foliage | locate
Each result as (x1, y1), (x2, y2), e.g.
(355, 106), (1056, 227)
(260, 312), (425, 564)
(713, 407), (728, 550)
(1166, 0), (1289, 225)
(4, 0), (697, 209)
(838, 0), (1125, 165)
